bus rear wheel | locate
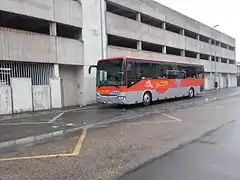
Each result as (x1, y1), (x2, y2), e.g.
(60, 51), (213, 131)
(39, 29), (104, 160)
(143, 92), (152, 106)
(188, 88), (195, 98)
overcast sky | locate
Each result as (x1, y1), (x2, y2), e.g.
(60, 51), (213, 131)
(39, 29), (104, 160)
(155, 0), (239, 61)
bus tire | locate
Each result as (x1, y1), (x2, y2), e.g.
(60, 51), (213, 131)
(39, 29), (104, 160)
(188, 88), (195, 98)
(143, 91), (152, 106)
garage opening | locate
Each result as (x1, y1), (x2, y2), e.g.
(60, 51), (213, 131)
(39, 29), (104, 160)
(0, 10), (49, 35)
(185, 50), (197, 58)
(185, 29), (198, 39)
(199, 35), (210, 43)
(142, 41), (162, 53)
(165, 23), (181, 34)
(166, 47), (181, 56)
(57, 23), (82, 40)
(106, 1), (137, 20)
(141, 14), (163, 29)
(200, 53), (210, 60)
(108, 34), (137, 49)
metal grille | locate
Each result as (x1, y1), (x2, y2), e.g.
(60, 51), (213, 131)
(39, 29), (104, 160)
(0, 61), (53, 85)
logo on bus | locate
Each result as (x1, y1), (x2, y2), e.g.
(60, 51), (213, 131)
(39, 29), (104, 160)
(156, 80), (169, 88)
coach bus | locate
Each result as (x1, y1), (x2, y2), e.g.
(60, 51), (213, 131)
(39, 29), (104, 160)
(89, 56), (204, 106)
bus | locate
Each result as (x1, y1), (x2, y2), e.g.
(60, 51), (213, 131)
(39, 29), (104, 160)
(89, 56), (204, 106)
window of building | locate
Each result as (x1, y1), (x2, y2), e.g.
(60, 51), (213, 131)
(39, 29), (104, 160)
(229, 46), (235, 51)
(108, 35), (137, 49)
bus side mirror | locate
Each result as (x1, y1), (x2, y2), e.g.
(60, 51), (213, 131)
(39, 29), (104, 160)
(88, 65), (98, 74)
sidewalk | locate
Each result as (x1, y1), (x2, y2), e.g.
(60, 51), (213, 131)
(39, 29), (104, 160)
(0, 87), (240, 152)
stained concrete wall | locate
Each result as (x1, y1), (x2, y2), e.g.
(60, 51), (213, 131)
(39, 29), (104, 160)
(32, 85), (51, 111)
(59, 65), (78, 107)
(0, 86), (12, 115)
(50, 78), (62, 109)
(0, 28), (84, 65)
(11, 78), (33, 113)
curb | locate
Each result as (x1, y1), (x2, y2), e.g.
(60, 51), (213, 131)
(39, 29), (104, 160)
(0, 128), (83, 151)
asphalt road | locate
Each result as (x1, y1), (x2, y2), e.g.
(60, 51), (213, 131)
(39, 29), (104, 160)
(121, 116), (240, 180)
(1, 88), (240, 180)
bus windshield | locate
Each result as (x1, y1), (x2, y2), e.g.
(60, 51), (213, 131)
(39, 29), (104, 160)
(97, 59), (125, 86)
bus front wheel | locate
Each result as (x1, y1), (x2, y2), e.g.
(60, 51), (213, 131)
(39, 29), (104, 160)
(143, 92), (152, 106)
(188, 88), (195, 98)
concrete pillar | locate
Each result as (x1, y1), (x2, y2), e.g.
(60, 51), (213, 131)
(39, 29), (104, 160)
(162, 22), (166, 30)
(227, 59), (230, 64)
(208, 55), (211, 61)
(196, 34), (200, 40)
(137, 41), (142, 51)
(208, 38), (212, 44)
(53, 64), (59, 78)
(180, 50), (185, 56)
(196, 53), (200, 59)
(180, 29), (185, 36)
(218, 57), (221, 62)
(49, 22), (57, 36)
(227, 45), (230, 49)
(136, 13), (141, 22)
(162, 46), (167, 54)
(80, 0), (107, 105)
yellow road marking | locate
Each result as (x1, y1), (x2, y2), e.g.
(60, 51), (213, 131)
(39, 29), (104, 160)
(0, 129), (88, 162)
(72, 128), (87, 155)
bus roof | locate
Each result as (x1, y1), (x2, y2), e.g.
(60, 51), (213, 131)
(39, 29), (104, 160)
(101, 56), (203, 67)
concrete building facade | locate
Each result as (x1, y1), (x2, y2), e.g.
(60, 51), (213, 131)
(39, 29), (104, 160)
(0, 0), (237, 115)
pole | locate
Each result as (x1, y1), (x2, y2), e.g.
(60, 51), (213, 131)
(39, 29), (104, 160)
(213, 24), (219, 89)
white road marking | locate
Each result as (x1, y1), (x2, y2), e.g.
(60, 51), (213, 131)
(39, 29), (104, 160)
(0, 122), (49, 126)
(161, 113), (182, 122)
(125, 120), (179, 126)
(49, 112), (64, 123)
(204, 104), (225, 108)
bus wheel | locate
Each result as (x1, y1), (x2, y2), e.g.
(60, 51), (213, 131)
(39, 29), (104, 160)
(188, 88), (195, 98)
(143, 92), (152, 106)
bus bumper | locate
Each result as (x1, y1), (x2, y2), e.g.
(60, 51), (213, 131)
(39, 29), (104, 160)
(97, 95), (127, 105)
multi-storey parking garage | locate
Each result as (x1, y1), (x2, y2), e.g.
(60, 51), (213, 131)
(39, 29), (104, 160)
(0, 0), (237, 115)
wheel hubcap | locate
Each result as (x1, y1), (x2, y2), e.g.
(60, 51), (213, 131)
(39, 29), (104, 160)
(144, 94), (150, 104)
(189, 89), (193, 97)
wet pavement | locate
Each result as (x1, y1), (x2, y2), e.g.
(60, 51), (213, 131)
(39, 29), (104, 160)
(120, 120), (240, 180)
(0, 88), (240, 179)
(0, 88), (240, 144)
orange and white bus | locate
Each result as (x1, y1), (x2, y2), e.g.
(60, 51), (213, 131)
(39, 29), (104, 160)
(89, 56), (204, 105)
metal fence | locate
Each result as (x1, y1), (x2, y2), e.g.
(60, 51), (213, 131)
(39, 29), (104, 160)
(0, 61), (53, 85)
